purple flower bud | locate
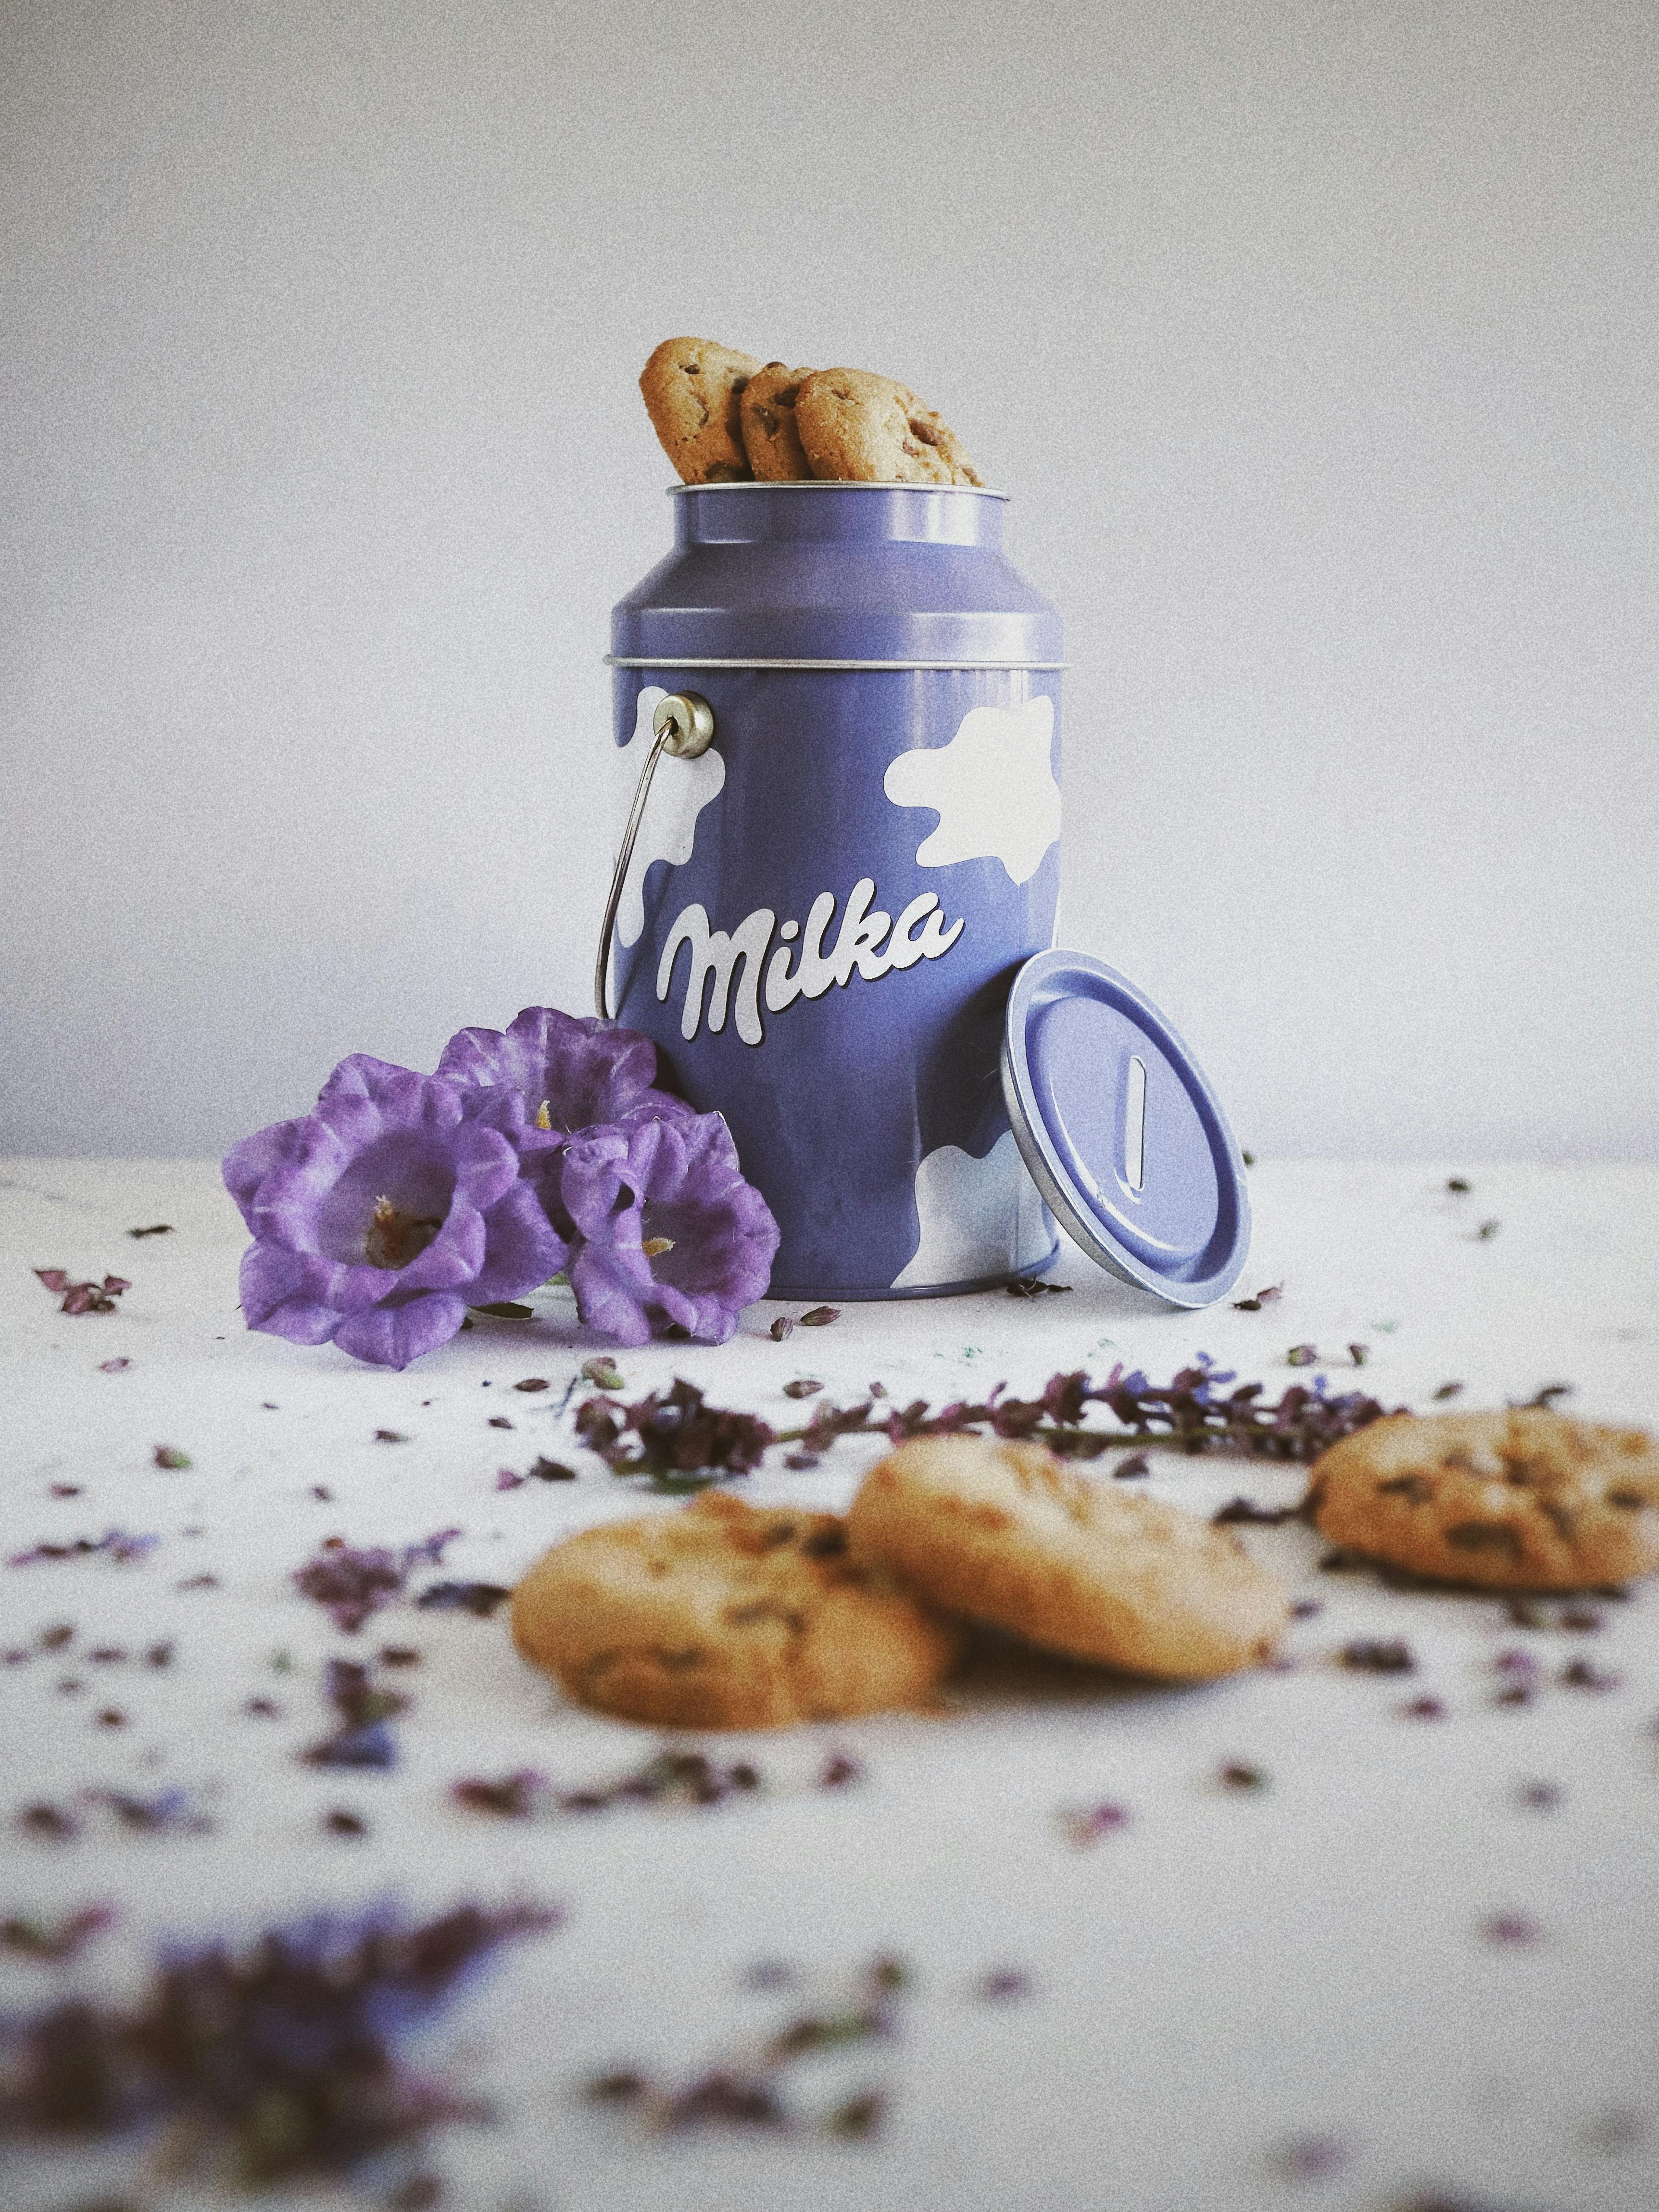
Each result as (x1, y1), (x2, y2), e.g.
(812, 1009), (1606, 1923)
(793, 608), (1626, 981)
(436, 1006), (690, 1149)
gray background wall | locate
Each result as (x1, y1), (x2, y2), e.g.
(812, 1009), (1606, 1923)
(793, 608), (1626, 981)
(4, 0), (1655, 1161)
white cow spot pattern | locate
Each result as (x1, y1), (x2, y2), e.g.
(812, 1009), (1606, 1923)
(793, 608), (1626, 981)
(616, 687), (728, 949)
(891, 1131), (1054, 1289)
(882, 697), (1060, 887)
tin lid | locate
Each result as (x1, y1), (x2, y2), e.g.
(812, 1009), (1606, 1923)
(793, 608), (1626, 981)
(1001, 951), (1250, 1308)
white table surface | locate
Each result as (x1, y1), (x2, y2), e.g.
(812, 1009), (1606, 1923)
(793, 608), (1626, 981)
(3, 1158), (1659, 2212)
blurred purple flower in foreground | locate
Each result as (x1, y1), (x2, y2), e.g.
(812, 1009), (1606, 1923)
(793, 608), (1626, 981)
(0, 1899), (557, 2181)
(562, 1113), (780, 1347)
(224, 1056), (567, 1370)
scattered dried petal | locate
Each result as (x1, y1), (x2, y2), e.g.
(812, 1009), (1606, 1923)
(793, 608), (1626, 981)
(0, 1907), (114, 1961)
(35, 1268), (130, 1315)
(768, 1316), (794, 1340)
(1268, 2135), (1349, 2180)
(1480, 1910), (1543, 1947)
(8, 1529), (160, 1568)
(151, 1445), (190, 1470)
(1286, 1344), (1317, 1367)
(1218, 1761), (1268, 1791)
(799, 1306), (840, 1327)
(1340, 1639), (1415, 1674)
(451, 1771), (547, 1819)
(1058, 1801), (1130, 1847)
(415, 1581), (512, 1616)
(976, 1969), (1032, 2002)
(782, 1378), (823, 1400)
(17, 1802), (79, 1842)
(292, 1530), (460, 1633)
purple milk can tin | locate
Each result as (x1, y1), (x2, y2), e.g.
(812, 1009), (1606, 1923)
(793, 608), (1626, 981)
(603, 482), (1065, 1300)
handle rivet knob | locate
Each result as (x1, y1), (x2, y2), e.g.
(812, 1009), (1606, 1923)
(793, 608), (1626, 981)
(652, 692), (716, 759)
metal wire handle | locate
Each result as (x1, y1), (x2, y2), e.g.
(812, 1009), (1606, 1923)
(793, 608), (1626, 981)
(593, 691), (716, 1021)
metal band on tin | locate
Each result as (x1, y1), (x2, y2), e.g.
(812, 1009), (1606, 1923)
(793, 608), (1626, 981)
(606, 657), (1067, 670)
(664, 481), (1010, 501)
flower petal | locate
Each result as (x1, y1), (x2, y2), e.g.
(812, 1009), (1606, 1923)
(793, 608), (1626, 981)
(439, 1008), (674, 1137)
(248, 1296), (343, 1348)
(222, 1116), (310, 1232)
(332, 1293), (469, 1369)
(469, 1183), (569, 1305)
(560, 1112), (777, 1345)
(566, 1240), (655, 1347)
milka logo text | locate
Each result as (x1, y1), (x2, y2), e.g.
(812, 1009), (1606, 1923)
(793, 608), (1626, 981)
(657, 879), (963, 1047)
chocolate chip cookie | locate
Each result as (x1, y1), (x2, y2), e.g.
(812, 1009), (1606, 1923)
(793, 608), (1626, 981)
(848, 1435), (1289, 1679)
(639, 336), (761, 483)
(794, 367), (983, 485)
(1307, 1409), (1659, 1589)
(511, 1492), (959, 1728)
(739, 360), (816, 480)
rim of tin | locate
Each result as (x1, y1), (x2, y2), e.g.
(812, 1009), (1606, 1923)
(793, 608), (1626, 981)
(665, 480), (1009, 500)
(605, 656), (1066, 670)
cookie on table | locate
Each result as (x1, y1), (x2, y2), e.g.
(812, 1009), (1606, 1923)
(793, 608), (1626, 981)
(848, 1435), (1289, 1680)
(639, 336), (761, 483)
(511, 1492), (959, 1729)
(795, 367), (984, 486)
(1307, 1409), (1659, 1590)
(739, 361), (816, 480)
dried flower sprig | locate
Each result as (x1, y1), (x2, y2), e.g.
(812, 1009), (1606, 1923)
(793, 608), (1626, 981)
(576, 1379), (777, 1488)
(573, 1359), (1398, 1487)
(0, 1901), (558, 2181)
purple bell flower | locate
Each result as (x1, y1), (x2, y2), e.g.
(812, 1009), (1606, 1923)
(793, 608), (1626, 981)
(436, 1007), (690, 1148)
(223, 1056), (568, 1370)
(560, 1113), (779, 1347)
